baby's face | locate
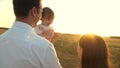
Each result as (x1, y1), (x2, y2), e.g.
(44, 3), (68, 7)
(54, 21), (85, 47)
(41, 18), (53, 26)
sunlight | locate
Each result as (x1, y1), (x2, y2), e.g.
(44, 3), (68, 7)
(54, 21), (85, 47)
(0, 0), (15, 28)
(0, 0), (120, 36)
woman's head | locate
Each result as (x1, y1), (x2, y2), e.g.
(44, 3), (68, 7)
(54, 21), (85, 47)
(77, 34), (109, 68)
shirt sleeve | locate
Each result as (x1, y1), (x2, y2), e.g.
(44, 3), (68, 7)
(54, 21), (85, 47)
(42, 44), (62, 68)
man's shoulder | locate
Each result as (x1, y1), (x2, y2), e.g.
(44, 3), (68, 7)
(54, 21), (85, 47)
(31, 35), (52, 47)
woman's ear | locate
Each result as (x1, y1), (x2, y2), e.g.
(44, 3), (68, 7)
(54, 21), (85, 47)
(40, 18), (43, 20)
(77, 45), (82, 59)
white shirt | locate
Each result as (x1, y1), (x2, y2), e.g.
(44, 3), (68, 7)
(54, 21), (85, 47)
(34, 24), (54, 41)
(35, 24), (53, 34)
(0, 21), (62, 68)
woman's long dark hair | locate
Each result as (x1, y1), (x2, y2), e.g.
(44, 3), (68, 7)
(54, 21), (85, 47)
(79, 34), (112, 68)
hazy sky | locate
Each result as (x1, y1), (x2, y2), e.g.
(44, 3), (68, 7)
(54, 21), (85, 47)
(0, 0), (120, 36)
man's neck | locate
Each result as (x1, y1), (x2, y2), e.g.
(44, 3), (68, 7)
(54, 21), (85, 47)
(15, 17), (35, 28)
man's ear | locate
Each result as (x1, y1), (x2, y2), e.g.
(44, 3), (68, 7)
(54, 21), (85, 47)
(31, 7), (37, 17)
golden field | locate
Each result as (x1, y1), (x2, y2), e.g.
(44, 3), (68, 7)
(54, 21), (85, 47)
(0, 28), (120, 68)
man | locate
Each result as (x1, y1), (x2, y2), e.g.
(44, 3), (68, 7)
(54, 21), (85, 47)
(0, 0), (62, 68)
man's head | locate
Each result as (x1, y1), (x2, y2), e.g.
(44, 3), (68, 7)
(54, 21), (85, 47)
(13, 0), (42, 27)
(41, 7), (54, 26)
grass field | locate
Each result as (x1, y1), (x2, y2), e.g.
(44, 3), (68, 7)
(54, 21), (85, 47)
(0, 28), (120, 68)
(0, 28), (8, 34)
(53, 33), (120, 68)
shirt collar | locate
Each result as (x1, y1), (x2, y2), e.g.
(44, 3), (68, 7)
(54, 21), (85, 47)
(12, 21), (36, 34)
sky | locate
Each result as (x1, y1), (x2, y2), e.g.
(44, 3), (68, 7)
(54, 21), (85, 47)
(0, 0), (120, 36)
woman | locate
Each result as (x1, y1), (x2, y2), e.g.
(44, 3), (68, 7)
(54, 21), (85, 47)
(77, 34), (113, 68)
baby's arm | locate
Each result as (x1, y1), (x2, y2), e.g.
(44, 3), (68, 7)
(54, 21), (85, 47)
(42, 29), (54, 41)
(34, 25), (43, 35)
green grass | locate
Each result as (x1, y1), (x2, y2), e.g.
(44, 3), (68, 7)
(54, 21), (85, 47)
(0, 28), (120, 68)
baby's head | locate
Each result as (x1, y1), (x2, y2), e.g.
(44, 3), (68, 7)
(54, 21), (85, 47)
(41, 7), (55, 26)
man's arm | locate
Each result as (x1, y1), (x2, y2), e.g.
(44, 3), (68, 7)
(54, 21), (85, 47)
(42, 44), (62, 68)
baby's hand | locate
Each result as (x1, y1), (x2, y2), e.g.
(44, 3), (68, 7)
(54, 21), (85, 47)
(43, 29), (54, 34)
(38, 26), (44, 30)
(43, 30), (50, 34)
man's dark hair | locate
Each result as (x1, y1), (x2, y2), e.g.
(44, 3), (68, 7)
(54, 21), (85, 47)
(13, 0), (41, 18)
